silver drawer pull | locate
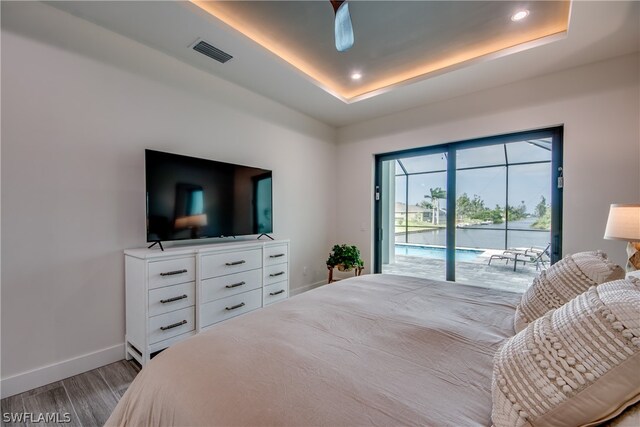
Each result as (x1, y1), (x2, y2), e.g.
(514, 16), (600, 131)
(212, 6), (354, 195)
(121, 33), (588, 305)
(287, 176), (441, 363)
(160, 320), (187, 331)
(225, 302), (245, 311)
(269, 289), (285, 296)
(225, 281), (245, 289)
(269, 253), (285, 258)
(160, 294), (188, 304)
(160, 269), (188, 276)
(269, 271), (285, 277)
(225, 260), (246, 266)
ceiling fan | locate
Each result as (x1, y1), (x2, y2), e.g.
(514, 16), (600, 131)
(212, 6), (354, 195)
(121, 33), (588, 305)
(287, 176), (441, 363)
(330, 0), (354, 52)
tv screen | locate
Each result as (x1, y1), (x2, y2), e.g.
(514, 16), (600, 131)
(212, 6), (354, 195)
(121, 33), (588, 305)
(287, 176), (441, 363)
(145, 150), (272, 242)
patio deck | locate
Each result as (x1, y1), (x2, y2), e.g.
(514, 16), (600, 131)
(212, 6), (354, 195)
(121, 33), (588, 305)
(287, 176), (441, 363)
(382, 250), (540, 293)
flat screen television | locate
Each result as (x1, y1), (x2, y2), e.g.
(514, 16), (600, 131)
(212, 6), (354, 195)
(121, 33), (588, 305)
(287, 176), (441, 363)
(145, 150), (272, 242)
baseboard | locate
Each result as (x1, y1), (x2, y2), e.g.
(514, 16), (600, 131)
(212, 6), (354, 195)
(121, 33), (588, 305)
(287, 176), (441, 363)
(290, 280), (326, 296)
(1, 343), (124, 399)
(1, 284), (325, 398)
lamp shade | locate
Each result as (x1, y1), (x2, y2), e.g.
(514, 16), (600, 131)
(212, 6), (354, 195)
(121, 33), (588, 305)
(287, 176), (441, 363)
(604, 204), (640, 241)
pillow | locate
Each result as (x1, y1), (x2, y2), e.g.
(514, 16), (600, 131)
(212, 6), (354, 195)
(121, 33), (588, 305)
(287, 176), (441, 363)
(492, 278), (640, 427)
(603, 400), (640, 426)
(514, 251), (625, 332)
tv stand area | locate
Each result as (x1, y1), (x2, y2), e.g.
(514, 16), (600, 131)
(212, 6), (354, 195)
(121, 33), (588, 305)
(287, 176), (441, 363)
(124, 239), (289, 366)
(257, 233), (274, 240)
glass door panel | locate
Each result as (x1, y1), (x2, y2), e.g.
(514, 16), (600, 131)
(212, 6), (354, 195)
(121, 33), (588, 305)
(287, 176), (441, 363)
(380, 152), (447, 281)
(455, 147), (508, 287)
(507, 161), (552, 276)
(455, 140), (553, 292)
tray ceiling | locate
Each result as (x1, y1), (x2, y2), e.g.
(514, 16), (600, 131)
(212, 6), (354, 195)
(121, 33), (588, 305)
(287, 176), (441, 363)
(41, 1), (640, 126)
(192, 1), (571, 102)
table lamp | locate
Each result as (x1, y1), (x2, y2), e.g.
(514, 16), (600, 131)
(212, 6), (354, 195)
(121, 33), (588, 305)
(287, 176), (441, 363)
(604, 204), (640, 271)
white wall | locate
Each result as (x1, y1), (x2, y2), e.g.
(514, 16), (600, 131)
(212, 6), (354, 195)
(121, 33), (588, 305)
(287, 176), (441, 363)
(1, 2), (336, 395)
(336, 53), (640, 270)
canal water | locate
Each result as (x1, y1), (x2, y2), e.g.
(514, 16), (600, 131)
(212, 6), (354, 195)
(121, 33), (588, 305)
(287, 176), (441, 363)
(395, 217), (549, 250)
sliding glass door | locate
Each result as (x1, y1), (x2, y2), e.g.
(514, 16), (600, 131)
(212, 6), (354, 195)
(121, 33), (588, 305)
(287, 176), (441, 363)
(374, 127), (562, 293)
(380, 151), (448, 281)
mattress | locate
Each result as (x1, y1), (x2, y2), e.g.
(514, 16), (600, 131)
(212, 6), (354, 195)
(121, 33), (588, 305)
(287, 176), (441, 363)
(107, 274), (521, 426)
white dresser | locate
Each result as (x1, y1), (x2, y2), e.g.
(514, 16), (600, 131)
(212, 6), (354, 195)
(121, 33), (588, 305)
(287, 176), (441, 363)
(124, 239), (289, 365)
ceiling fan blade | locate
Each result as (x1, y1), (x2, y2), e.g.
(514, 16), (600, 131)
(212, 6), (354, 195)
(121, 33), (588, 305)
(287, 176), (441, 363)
(334, 1), (354, 52)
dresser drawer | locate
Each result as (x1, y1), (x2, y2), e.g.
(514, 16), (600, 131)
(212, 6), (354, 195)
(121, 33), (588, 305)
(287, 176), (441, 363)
(148, 282), (195, 317)
(148, 257), (195, 289)
(263, 282), (288, 306)
(264, 263), (288, 286)
(264, 245), (288, 266)
(201, 249), (262, 279)
(148, 306), (195, 345)
(200, 288), (262, 328)
(201, 269), (262, 303)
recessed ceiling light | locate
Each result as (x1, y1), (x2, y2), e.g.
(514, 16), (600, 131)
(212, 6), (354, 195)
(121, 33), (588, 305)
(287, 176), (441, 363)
(511, 10), (530, 21)
(351, 72), (362, 80)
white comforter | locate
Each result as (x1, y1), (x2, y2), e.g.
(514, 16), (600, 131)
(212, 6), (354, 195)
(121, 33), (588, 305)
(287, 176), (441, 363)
(108, 274), (520, 426)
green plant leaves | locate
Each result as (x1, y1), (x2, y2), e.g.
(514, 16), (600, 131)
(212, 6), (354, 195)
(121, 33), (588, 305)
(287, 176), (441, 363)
(326, 244), (364, 269)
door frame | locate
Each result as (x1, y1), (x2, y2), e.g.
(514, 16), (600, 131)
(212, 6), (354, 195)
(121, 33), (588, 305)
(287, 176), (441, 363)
(373, 126), (563, 280)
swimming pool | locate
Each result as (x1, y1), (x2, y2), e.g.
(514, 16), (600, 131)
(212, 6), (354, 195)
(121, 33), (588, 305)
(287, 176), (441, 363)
(395, 244), (484, 262)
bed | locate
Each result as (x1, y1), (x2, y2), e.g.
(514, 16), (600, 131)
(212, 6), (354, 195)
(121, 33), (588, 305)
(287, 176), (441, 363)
(107, 274), (521, 426)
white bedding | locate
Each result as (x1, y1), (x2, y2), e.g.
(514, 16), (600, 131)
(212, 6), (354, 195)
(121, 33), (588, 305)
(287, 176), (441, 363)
(107, 274), (520, 426)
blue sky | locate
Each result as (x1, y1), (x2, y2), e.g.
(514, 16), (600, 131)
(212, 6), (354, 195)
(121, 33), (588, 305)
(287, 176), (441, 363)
(394, 140), (552, 214)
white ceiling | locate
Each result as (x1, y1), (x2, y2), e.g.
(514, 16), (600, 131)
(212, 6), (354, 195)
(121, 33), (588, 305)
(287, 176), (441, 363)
(193, 1), (570, 101)
(49, 1), (639, 127)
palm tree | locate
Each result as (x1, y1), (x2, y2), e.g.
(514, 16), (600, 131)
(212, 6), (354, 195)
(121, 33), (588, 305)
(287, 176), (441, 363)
(425, 187), (446, 225)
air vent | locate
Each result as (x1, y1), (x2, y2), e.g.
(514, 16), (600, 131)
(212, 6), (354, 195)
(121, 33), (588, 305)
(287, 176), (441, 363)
(192, 40), (233, 64)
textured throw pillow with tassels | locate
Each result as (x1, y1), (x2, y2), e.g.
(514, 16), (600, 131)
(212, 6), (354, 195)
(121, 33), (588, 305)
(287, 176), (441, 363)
(492, 278), (640, 427)
(514, 251), (625, 332)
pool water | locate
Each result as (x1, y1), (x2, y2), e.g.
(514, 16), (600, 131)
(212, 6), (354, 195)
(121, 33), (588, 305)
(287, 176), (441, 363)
(395, 244), (483, 262)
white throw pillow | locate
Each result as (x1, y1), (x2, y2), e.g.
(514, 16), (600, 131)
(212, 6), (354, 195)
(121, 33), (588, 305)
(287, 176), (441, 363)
(492, 278), (640, 427)
(514, 251), (625, 332)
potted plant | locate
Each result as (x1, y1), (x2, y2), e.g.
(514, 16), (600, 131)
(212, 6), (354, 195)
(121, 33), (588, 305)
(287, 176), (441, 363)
(326, 244), (364, 272)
